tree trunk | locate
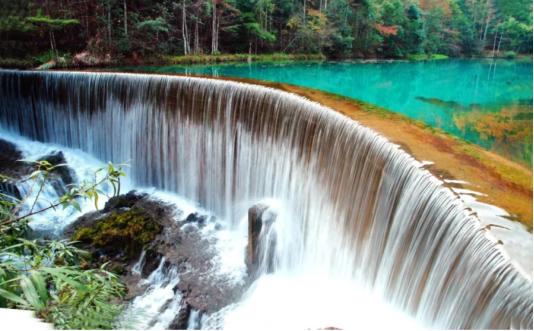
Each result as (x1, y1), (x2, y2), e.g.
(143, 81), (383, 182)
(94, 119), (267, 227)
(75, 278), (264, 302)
(194, 20), (200, 54)
(496, 30), (503, 55)
(107, 2), (112, 50)
(211, 0), (218, 54)
(123, 0), (128, 37)
(182, 0), (190, 55)
(481, 0), (492, 46)
(49, 30), (58, 59)
(216, 15), (220, 53)
(491, 30), (498, 57)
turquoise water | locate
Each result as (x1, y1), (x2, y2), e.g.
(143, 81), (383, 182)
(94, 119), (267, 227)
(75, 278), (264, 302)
(118, 59), (533, 165)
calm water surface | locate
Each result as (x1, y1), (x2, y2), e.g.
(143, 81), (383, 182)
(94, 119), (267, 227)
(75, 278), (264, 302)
(119, 59), (533, 165)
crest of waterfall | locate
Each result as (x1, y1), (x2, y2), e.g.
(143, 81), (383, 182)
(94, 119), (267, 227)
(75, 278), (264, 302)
(0, 70), (531, 329)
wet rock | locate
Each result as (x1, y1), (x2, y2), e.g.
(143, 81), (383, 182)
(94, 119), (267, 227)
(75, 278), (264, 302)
(0, 139), (30, 201)
(0, 139), (24, 178)
(246, 203), (277, 277)
(140, 249), (163, 278)
(37, 151), (77, 195)
(103, 191), (148, 212)
(169, 302), (192, 330)
(172, 225), (243, 314)
(0, 182), (22, 201)
(182, 212), (208, 227)
(66, 191), (168, 260)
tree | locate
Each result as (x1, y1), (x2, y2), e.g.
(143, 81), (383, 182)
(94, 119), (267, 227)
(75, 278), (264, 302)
(378, 0), (406, 58)
(323, 0), (353, 57)
(498, 16), (532, 53)
(26, 11), (79, 59)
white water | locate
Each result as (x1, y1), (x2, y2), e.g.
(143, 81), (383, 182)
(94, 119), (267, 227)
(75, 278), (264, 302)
(0, 70), (531, 329)
(1, 130), (249, 329)
(0, 129), (132, 235)
(216, 275), (422, 330)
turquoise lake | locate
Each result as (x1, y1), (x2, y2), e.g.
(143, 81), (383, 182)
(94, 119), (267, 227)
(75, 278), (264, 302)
(118, 59), (533, 165)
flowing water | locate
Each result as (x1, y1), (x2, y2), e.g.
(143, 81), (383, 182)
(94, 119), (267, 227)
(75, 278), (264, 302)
(0, 70), (532, 329)
(119, 59), (533, 166)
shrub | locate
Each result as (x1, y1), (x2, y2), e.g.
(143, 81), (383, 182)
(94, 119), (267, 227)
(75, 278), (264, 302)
(0, 160), (128, 329)
(503, 51), (517, 59)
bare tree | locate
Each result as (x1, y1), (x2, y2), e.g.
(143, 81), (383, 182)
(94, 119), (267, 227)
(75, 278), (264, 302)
(182, 0), (191, 54)
(123, 0), (128, 37)
(211, 0), (219, 54)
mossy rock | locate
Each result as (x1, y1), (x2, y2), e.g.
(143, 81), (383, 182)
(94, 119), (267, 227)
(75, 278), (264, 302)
(72, 207), (162, 259)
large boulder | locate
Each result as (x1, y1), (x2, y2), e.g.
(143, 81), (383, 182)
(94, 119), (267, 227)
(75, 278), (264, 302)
(67, 191), (247, 329)
(65, 191), (170, 264)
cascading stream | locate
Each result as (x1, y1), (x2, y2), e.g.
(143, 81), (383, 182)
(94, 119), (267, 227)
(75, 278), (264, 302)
(0, 70), (531, 329)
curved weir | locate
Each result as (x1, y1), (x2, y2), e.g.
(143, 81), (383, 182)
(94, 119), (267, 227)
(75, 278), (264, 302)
(0, 70), (532, 329)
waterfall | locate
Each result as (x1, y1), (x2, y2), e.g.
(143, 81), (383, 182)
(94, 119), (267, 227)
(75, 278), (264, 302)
(0, 70), (531, 329)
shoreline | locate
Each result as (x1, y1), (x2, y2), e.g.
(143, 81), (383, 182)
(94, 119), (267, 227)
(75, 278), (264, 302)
(1, 52), (531, 70)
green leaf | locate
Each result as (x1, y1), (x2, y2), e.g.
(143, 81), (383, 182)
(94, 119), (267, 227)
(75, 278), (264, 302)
(0, 288), (29, 307)
(29, 271), (48, 304)
(71, 200), (81, 212)
(41, 267), (87, 292)
(20, 275), (44, 310)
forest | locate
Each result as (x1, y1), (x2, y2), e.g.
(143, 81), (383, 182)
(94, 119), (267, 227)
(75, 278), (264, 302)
(0, 0), (532, 67)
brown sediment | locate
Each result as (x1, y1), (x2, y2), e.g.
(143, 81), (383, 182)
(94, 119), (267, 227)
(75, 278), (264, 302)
(198, 76), (533, 230)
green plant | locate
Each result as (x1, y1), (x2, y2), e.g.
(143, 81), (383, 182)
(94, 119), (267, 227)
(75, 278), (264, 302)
(33, 51), (55, 64)
(406, 53), (448, 61)
(0, 240), (125, 329)
(0, 161), (126, 227)
(503, 50), (517, 59)
(73, 208), (161, 259)
(0, 160), (127, 329)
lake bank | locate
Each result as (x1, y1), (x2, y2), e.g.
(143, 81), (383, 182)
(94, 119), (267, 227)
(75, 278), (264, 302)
(2, 51), (531, 70)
